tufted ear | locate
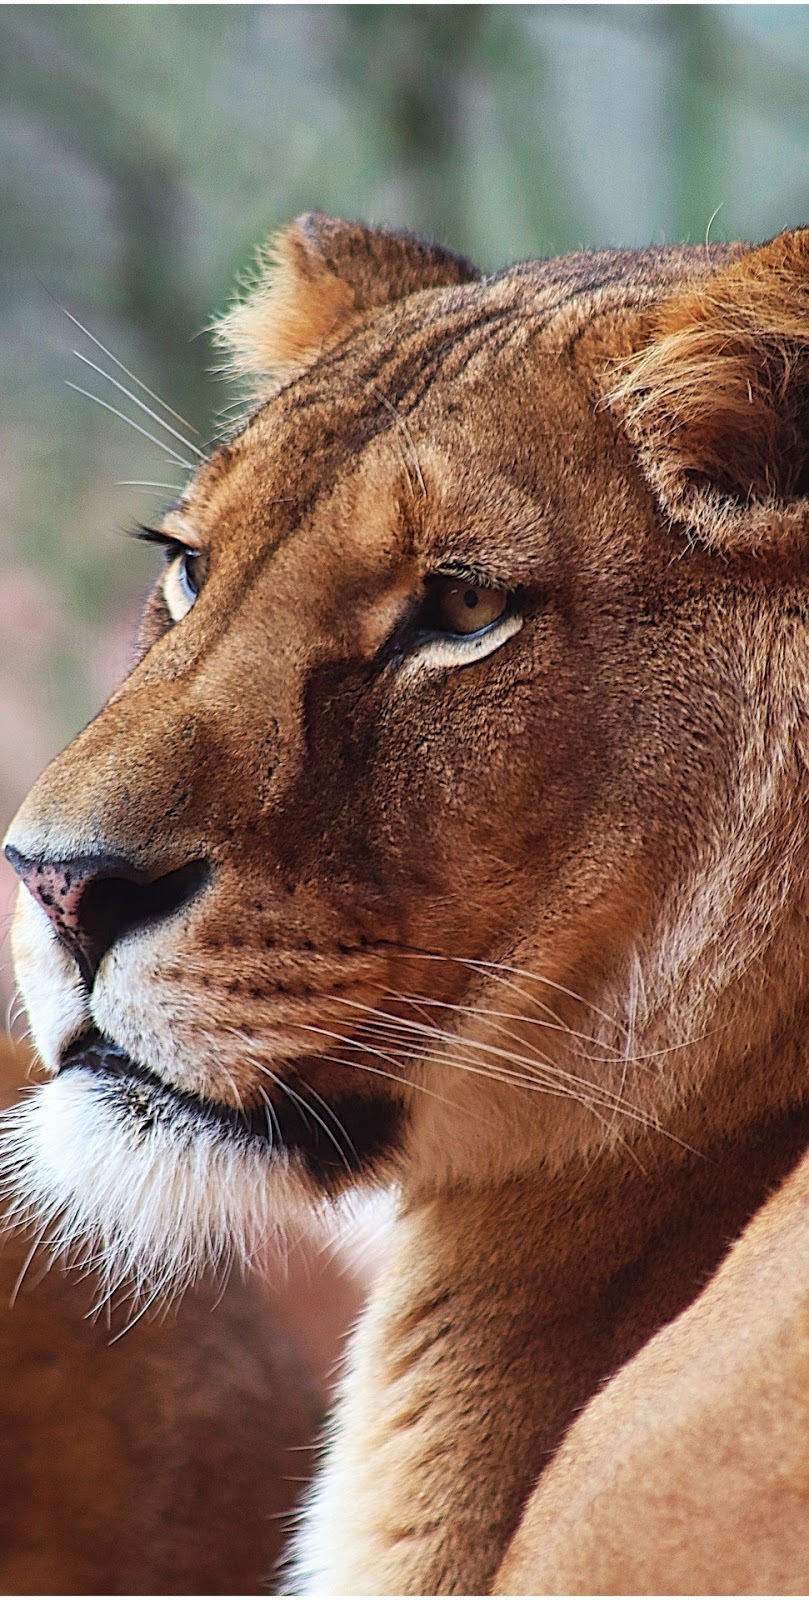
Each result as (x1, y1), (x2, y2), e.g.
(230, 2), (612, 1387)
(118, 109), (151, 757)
(215, 212), (480, 390)
(608, 228), (809, 548)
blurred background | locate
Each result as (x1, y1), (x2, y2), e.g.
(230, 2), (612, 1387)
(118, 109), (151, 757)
(3, 2), (809, 1000)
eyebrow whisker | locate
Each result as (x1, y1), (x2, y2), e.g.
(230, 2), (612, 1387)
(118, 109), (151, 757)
(56, 298), (201, 436)
(65, 382), (194, 469)
(372, 386), (426, 497)
(73, 351), (205, 461)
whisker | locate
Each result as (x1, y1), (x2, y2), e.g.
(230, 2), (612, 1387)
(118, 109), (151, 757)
(330, 1001), (693, 1144)
(378, 985), (687, 1100)
(202, 964), (672, 1139)
(371, 387), (426, 496)
(65, 383), (194, 469)
(291, 1017), (425, 1081)
(298, 1022), (604, 1122)
(291, 1024), (482, 1119)
(571, 1025), (723, 1068)
(450, 953), (629, 1037)
(275, 1077), (356, 1175)
(256, 1083), (282, 1148)
(301, 1075), (362, 1170)
(361, 942), (714, 1068)
(303, 1005), (615, 1112)
(219, 1066), (246, 1116)
(376, 944), (630, 1039)
(247, 1056), (356, 1176)
(116, 480), (185, 492)
(56, 298), (200, 435)
(73, 351), (205, 460)
(331, 997), (637, 1115)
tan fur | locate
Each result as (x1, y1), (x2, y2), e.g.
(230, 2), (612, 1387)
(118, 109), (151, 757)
(494, 1138), (809, 1595)
(216, 210), (478, 390)
(6, 219), (809, 1592)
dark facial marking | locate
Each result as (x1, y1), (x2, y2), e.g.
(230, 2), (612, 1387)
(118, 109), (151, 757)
(59, 1029), (405, 1189)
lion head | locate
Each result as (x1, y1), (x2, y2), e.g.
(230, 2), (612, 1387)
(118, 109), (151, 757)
(5, 216), (809, 1293)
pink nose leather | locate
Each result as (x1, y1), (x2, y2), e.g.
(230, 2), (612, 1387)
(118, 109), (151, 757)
(17, 858), (93, 950)
(4, 845), (209, 991)
(4, 849), (143, 988)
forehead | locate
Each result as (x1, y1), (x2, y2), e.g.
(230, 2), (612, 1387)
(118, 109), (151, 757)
(168, 242), (724, 572)
(173, 284), (566, 566)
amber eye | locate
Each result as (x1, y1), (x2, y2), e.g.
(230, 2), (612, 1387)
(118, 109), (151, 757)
(432, 577), (508, 635)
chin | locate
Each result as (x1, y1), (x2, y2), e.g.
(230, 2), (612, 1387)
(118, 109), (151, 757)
(0, 1034), (319, 1302)
(1, 1022), (406, 1302)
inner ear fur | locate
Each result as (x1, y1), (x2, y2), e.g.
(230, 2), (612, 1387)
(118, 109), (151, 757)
(215, 211), (480, 390)
(608, 228), (809, 548)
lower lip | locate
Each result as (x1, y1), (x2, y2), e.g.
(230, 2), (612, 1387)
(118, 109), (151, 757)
(59, 1029), (274, 1147)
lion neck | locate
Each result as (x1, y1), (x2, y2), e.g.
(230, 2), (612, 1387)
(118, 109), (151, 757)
(292, 1092), (809, 1596)
(290, 804), (809, 1594)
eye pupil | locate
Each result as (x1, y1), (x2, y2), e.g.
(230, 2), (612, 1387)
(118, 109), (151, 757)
(431, 576), (507, 636)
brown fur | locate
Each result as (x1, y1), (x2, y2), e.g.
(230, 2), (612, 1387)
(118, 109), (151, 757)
(608, 227), (809, 546)
(7, 219), (809, 1592)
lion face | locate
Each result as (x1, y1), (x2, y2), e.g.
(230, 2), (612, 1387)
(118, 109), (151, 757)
(5, 217), (809, 1291)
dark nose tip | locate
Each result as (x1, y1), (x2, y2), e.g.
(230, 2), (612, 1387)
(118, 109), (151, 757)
(4, 845), (209, 990)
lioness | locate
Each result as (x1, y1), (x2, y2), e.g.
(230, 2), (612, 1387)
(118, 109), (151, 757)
(5, 215), (809, 1594)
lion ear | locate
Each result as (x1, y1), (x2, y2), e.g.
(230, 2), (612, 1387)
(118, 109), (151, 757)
(215, 212), (480, 389)
(608, 228), (809, 548)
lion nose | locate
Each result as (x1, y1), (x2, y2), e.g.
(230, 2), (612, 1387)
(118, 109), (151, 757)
(3, 845), (209, 990)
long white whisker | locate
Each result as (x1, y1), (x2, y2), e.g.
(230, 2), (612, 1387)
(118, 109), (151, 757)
(298, 1020), (597, 1114)
(256, 1083), (281, 1147)
(300, 1008), (620, 1113)
(57, 300), (200, 434)
(73, 351), (205, 459)
(289, 1022), (482, 1118)
(65, 382), (194, 469)
(393, 991), (622, 1056)
(251, 1060), (356, 1176)
(116, 480), (184, 491)
(289, 1018), (422, 1080)
(385, 991), (657, 1105)
(391, 947), (630, 1038)
(329, 1001), (693, 1144)
(308, 1049), (472, 1117)
(455, 954), (629, 1037)
(331, 997), (639, 1115)
(361, 945), (713, 1068)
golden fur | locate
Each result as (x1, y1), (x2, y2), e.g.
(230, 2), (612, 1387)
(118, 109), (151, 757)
(5, 215), (809, 1592)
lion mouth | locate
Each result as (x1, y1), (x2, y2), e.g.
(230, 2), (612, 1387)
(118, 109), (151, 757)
(59, 1028), (276, 1148)
(58, 1028), (403, 1182)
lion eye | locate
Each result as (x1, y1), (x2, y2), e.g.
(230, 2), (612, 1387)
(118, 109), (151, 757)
(162, 549), (201, 624)
(430, 577), (508, 636)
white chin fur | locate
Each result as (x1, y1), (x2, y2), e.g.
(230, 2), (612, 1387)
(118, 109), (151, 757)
(0, 1069), (315, 1301)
